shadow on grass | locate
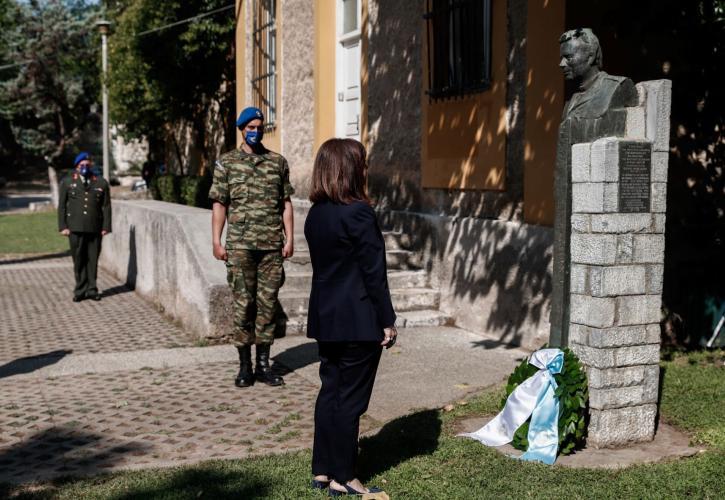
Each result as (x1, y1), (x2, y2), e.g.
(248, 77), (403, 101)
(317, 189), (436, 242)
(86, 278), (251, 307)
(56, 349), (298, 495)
(101, 467), (271, 500)
(0, 466), (272, 500)
(357, 409), (442, 482)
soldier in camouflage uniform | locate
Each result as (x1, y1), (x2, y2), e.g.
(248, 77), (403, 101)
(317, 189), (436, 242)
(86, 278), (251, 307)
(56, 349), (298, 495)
(210, 107), (294, 387)
(58, 152), (112, 302)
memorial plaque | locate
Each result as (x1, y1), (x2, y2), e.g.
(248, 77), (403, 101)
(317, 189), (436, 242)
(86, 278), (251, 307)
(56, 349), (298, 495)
(618, 142), (652, 213)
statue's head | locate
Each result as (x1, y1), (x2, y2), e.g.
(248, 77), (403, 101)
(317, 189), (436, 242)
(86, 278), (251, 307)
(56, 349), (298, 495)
(559, 28), (602, 81)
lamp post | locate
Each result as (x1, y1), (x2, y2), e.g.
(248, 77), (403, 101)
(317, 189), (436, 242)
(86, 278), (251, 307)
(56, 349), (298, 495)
(96, 20), (111, 180)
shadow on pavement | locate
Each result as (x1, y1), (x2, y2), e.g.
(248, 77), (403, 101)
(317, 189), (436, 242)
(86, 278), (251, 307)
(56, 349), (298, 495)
(469, 338), (525, 350)
(271, 341), (318, 376)
(358, 409), (442, 481)
(0, 350), (73, 379)
(0, 426), (151, 486)
(0, 251), (70, 265)
(101, 284), (135, 299)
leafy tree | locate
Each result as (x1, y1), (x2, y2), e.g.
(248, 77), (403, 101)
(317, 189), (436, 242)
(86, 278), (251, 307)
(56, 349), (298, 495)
(0, 0), (21, 170)
(0, 0), (101, 175)
(108, 0), (235, 174)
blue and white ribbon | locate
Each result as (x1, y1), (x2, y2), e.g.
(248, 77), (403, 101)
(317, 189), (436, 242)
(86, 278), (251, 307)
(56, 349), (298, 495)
(459, 348), (564, 465)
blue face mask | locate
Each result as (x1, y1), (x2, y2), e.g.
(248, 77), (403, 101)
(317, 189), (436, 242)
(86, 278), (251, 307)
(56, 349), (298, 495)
(79, 165), (92, 178)
(245, 129), (263, 146)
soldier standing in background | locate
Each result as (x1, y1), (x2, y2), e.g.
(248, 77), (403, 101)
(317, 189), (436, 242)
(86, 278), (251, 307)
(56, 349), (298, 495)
(210, 107), (294, 388)
(58, 152), (112, 302)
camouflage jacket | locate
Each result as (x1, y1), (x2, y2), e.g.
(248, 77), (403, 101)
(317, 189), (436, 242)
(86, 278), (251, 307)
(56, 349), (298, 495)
(58, 172), (112, 234)
(209, 148), (294, 250)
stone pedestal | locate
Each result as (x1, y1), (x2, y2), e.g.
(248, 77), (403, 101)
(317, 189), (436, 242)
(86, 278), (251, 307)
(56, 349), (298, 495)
(568, 80), (671, 448)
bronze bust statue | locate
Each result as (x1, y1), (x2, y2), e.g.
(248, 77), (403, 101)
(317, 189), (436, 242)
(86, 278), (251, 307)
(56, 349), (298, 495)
(549, 28), (639, 347)
(558, 28), (637, 121)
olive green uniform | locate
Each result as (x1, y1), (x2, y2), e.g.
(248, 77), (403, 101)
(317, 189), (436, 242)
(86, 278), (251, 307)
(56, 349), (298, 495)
(209, 148), (294, 346)
(58, 172), (112, 298)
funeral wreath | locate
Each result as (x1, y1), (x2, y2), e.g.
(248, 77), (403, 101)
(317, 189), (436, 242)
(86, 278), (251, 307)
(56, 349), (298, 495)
(502, 347), (588, 455)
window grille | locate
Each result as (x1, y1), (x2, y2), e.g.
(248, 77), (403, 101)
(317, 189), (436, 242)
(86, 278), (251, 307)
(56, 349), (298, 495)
(252, 0), (277, 129)
(423, 0), (492, 100)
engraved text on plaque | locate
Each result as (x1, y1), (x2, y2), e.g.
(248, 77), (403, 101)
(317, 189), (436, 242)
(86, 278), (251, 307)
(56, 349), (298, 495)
(619, 142), (652, 213)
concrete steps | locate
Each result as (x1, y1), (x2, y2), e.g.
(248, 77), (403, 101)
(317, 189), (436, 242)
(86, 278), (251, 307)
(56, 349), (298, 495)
(282, 309), (453, 335)
(278, 199), (452, 333)
(284, 249), (422, 272)
(293, 231), (411, 251)
(284, 269), (429, 290)
(278, 287), (441, 317)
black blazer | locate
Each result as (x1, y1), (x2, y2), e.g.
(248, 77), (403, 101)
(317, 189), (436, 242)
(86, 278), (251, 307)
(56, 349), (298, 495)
(305, 201), (396, 342)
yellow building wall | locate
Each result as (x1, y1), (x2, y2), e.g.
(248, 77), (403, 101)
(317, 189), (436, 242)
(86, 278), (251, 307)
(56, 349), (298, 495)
(360, 0), (369, 149)
(523, 0), (565, 225)
(421, 0), (508, 190)
(235, 0), (245, 147)
(314, 0), (336, 153)
(262, 1), (281, 153)
(235, 0), (281, 153)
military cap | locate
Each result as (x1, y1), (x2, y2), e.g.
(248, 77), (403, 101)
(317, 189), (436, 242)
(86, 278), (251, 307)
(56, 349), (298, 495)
(236, 107), (264, 130)
(74, 152), (90, 167)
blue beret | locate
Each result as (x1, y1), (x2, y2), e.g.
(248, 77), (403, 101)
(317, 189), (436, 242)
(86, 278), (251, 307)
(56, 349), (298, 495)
(236, 107), (264, 129)
(74, 152), (90, 167)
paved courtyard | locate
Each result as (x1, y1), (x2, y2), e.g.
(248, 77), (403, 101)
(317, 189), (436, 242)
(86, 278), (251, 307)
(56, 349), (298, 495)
(0, 254), (527, 483)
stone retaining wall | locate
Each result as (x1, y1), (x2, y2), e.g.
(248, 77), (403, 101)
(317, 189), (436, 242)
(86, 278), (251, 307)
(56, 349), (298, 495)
(99, 200), (232, 341)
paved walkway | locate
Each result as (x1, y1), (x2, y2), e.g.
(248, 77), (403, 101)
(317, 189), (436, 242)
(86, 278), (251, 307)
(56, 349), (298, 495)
(0, 254), (527, 483)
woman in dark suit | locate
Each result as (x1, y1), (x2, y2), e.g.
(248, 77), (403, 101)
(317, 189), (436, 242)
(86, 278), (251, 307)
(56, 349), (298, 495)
(305, 138), (397, 496)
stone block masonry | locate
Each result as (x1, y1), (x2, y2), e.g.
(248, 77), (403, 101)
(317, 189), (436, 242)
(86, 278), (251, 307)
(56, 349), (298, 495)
(567, 81), (670, 448)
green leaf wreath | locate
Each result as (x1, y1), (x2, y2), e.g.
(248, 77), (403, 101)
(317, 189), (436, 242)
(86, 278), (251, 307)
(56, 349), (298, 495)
(502, 347), (589, 455)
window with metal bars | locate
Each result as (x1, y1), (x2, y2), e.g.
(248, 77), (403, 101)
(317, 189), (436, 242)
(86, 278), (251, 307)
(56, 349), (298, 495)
(424, 0), (492, 100)
(252, 0), (277, 129)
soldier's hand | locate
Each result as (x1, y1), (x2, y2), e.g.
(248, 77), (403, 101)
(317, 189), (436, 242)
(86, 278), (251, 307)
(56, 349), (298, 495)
(60, 229), (70, 236)
(213, 243), (228, 261)
(282, 241), (294, 259)
(101, 230), (109, 236)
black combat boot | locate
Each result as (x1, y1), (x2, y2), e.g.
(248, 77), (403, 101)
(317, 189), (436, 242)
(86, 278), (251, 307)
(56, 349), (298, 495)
(235, 345), (254, 388)
(255, 344), (284, 386)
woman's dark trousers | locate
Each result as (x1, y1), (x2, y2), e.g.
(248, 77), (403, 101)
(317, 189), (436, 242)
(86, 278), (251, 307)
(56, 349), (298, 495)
(312, 341), (383, 483)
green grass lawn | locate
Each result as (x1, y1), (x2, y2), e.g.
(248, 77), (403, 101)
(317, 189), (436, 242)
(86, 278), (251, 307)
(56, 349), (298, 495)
(0, 212), (69, 255)
(1, 352), (723, 500)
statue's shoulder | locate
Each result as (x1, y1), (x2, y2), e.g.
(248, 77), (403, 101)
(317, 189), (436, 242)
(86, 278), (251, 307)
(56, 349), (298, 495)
(600, 72), (628, 84)
(599, 72), (638, 108)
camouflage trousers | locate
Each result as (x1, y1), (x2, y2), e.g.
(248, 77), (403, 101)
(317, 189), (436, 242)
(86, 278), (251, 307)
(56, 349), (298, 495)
(226, 249), (284, 346)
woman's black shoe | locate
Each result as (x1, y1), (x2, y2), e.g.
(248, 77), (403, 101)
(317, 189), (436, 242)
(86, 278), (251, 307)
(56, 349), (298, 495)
(311, 479), (330, 490)
(329, 483), (383, 496)
(235, 345), (254, 387)
(255, 344), (284, 386)
(72, 296), (84, 302)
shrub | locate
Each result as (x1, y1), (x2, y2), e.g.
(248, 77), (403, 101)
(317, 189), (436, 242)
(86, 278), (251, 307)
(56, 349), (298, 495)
(148, 176), (161, 200)
(179, 173), (212, 208)
(155, 174), (181, 203)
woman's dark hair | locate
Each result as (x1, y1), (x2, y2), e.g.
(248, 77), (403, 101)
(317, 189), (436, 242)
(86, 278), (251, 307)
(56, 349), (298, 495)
(309, 138), (371, 205)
